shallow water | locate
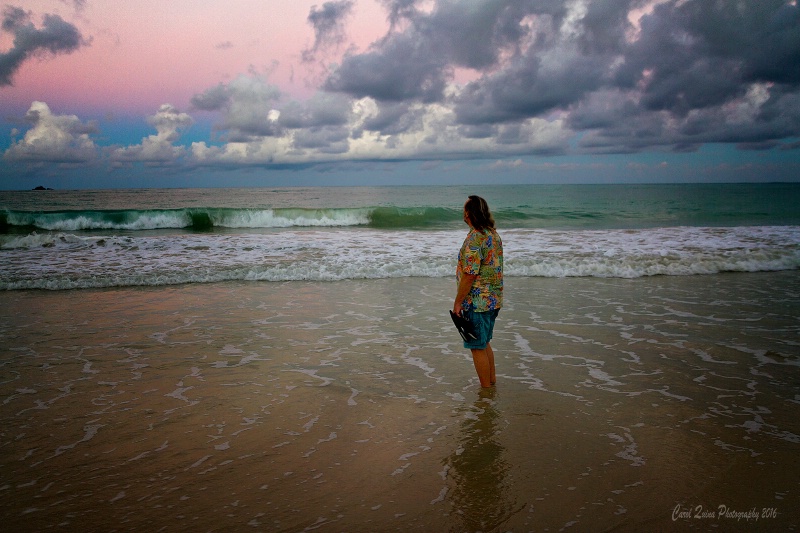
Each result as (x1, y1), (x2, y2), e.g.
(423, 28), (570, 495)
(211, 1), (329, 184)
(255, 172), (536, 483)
(1, 273), (799, 531)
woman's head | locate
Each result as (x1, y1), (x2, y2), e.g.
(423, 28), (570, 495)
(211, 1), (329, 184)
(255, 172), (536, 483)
(463, 195), (495, 231)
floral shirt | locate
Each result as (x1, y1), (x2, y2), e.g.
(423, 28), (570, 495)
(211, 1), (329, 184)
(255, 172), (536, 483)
(456, 228), (503, 312)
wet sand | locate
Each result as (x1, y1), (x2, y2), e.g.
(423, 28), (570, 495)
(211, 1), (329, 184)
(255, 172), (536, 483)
(1, 272), (799, 531)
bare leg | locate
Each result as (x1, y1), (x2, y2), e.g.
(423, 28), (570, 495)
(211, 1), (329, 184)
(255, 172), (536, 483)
(470, 345), (495, 388)
(486, 342), (496, 385)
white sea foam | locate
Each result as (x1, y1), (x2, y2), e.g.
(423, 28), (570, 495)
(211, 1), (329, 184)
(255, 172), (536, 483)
(217, 208), (372, 228)
(1, 226), (798, 289)
(4, 207), (374, 232)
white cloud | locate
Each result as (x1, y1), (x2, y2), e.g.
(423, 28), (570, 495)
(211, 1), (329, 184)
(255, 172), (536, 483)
(3, 101), (98, 164)
(488, 158), (525, 170)
(560, 0), (589, 39)
(5, 90), (571, 172)
(110, 104), (193, 165)
(725, 83), (772, 125)
(191, 137), (295, 166)
(188, 95), (571, 168)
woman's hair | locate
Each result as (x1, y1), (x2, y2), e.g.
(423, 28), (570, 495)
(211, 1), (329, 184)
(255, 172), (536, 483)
(464, 195), (496, 231)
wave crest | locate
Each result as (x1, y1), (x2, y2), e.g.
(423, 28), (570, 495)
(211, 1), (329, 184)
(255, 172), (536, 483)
(1, 207), (379, 231)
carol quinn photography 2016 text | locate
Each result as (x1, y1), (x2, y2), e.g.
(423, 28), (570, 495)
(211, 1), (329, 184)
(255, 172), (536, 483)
(673, 504), (779, 523)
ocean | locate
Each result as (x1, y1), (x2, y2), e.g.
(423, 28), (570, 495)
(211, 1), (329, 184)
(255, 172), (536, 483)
(1, 183), (799, 531)
(2, 183), (799, 289)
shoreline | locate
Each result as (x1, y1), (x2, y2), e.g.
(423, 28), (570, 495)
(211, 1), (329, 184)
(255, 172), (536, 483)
(1, 272), (798, 531)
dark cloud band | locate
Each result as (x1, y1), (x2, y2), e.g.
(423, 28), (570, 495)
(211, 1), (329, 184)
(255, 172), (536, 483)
(0, 6), (88, 86)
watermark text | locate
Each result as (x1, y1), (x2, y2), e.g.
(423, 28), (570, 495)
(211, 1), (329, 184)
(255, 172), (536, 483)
(672, 504), (779, 522)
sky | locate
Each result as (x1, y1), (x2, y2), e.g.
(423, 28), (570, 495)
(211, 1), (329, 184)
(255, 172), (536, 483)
(1, 0), (799, 189)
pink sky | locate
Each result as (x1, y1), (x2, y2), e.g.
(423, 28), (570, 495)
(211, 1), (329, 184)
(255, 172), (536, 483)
(3, 0), (387, 115)
(1, 0), (798, 187)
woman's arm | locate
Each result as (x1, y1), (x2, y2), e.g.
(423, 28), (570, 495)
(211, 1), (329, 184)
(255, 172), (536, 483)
(453, 273), (478, 316)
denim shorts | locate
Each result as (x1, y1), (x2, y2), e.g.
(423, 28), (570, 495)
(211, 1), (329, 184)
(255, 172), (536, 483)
(463, 308), (500, 350)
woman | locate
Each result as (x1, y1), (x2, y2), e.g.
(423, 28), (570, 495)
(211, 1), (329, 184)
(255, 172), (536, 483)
(453, 195), (504, 388)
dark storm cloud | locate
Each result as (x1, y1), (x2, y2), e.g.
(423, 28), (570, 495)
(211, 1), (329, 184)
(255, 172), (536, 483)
(0, 6), (88, 86)
(414, 0), (549, 71)
(453, 47), (615, 125)
(292, 126), (350, 153)
(324, 30), (451, 102)
(449, 0), (633, 124)
(614, 1), (791, 114)
(190, 76), (284, 141)
(173, 0), (800, 169)
(302, 0), (355, 62)
(321, 0), (800, 153)
(574, 0), (633, 53)
(277, 93), (352, 129)
(378, 0), (419, 31)
(190, 83), (230, 111)
(325, 0), (570, 103)
(358, 101), (423, 135)
(191, 78), (354, 144)
(574, 0), (800, 152)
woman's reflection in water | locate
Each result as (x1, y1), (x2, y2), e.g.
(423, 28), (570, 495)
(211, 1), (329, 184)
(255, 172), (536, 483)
(445, 388), (519, 532)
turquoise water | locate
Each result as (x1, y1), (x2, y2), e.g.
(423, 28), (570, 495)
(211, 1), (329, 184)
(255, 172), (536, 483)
(2, 183), (799, 232)
(1, 184), (798, 289)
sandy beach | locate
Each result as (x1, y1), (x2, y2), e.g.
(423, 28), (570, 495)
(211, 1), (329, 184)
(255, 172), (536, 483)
(1, 272), (799, 531)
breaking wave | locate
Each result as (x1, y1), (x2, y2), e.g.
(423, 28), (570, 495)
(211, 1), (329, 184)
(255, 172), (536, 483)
(0, 206), (468, 232)
(2, 226), (798, 290)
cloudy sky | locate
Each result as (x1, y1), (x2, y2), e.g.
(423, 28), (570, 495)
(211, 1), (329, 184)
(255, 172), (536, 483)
(1, 0), (799, 188)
